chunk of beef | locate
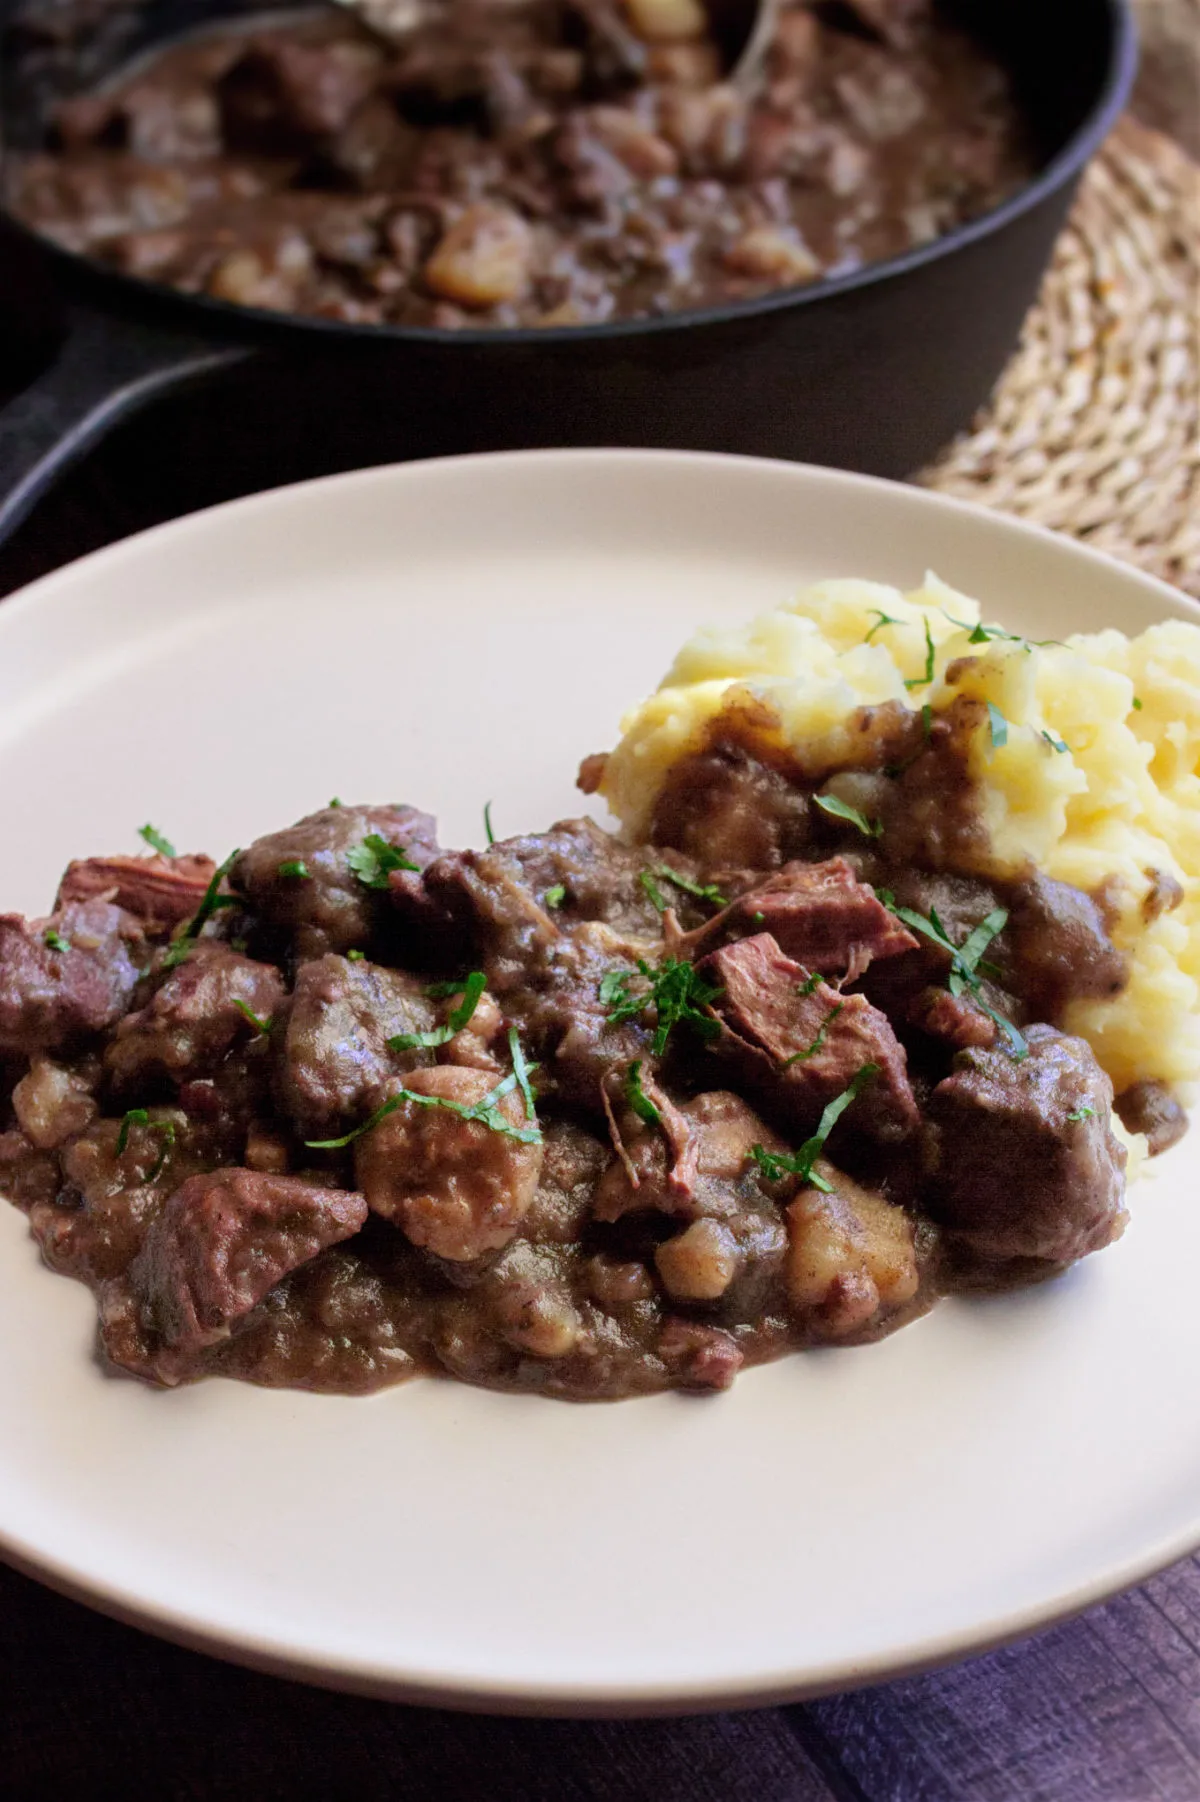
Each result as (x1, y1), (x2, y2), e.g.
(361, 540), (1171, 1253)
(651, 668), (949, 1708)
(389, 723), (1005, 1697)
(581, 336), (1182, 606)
(594, 1086), (776, 1223)
(906, 986), (996, 1052)
(1116, 1080), (1189, 1157)
(685, 858), (918, 974)
(0, 901), (143, 1056)
(355, 1065), (544, 1261)
(278, 953), (436, 1139)
(391, 842), (560, 985)
(104, 943), (285, 1094)
(649, 743), (812, 868)
(656, 1318), (743, 1390)
(923, 1025), (1127, 1264)
(217, 35), (382, 153)
(56, 853), (216, 935)
(125, 1169), (367, 1354)
(232, 803), (438, 958)
(1004, 874), (1128, 1023)
(700, 932), (918, 1140)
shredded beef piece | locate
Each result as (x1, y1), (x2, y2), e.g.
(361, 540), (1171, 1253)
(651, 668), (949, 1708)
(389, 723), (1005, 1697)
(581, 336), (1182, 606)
(0, 901), (143, 1056)
(278, 953), (436, 1139)
(233, 803), (438, 958)
(700, 931), (918, 1140)
(923, 1025), (1127, 1264)
(56, 853), (217, 935)
(104, 942), (285, 1094)
(124, 1169), (368, 1356)
(683, 857), (917, 973)
(906, 985), (996, 1051)
(656, 1319), (743, 1389)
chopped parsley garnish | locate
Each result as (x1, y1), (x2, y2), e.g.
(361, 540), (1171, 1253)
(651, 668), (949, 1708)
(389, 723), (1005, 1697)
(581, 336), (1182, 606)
(883, 896), (1027, 1059)
(750, 1064), (879, 1192)
(233, 998), (270, 1036)
(278, 860), (310, 881)
(43, 929), (70, 953)
(329, 797), (342, 808)
(904, 617), (937, 691)
(797, 972), (822, 998)
(986, 704), (1009, 750)
(751, 911), (765, 925)
(625, 1060), (661, 1128)
(864, 610), (901, 642)
(508, 1026), (538, 1126)
(784, 1003), (843, 1067)
(388, 971), (487, 1050)
(942, 612), (1064, 653)
(138, 823), (177, 858)
(640, 871), (669, 913)
(1067, 1106), (1096, 1123)
(649, 867), (727, 908)
(600, 957), (723, 1057)
(306, 1062), (542, 1151)
(1132, 697), (1144, 711)
(544, 885), (566, 909)
(347, 834), (419, 890)
(163, 851), (240, 968)
(424, 978), (467, 997)
(116, 1109), (176, 1179)
(814, 793), (883, 839)
(921, 703), (933, 740)
(484, 801), (496, 846)
(1042, 730), (1069, 754)
(347, 949), (365, 962)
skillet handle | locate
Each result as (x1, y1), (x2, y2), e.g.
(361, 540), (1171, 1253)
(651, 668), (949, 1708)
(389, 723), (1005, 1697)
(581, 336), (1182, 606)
(0, 301), (250, 548)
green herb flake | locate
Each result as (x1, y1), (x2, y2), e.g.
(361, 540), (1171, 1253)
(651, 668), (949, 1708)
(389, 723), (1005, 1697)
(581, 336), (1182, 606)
(508, 1025), (539, 1126)
(233, 998), (270, 1036)
(986, 703), (1009, 751)
(116, 1108), (175, 1179)
(278, 860), (311, 881)
(306, 1064), (542, 1152)
(484, 801), (496, 846)
(639, 871), (669, 913)
(750, 1064), (879, 1192)
(863, 610), (901, 643)
(347, 833), (419, 890)
(904, 617), (937, 691)
(388, 971), (487, 1051)
(1042, 730), (1069, 754)
(784, 1003), (843, 1067)
(751, 912), (765, 925)
(650, 867), (727, 908)
(1132, 697), (1144, 711)
(162, 850), (240, 969)
(814, 793), (883, 839)
(138, 823), (177, 858)
(424, 977), (467, 997)
(625, 1060), (661, 1128)
(544, 885), (567, 909)
(329, 797), (342, 808)
(347, 949), (365, 962)
(885, 897), (1028, 1062)
(43, 929), (71, 954)
(797, 973), (822, 998)
(1067, 1106), (1096, 1124)
(921, 704), (933, 741)
(599, 957), (723, 1057)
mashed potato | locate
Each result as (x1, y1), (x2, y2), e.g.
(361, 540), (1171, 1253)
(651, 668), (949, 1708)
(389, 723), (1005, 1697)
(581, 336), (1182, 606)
(598, 574), (1200, 1103)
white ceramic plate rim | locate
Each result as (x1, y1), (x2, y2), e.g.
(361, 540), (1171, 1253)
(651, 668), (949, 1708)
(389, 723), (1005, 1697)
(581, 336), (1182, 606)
(0, 449), (1197, 1716)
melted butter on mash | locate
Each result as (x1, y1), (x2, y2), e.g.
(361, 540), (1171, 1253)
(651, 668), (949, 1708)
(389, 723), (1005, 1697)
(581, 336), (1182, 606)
(597, 575), (1200, 1095)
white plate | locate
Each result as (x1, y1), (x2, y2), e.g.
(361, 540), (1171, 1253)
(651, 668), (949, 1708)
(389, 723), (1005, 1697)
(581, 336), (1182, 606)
(1, 449), (1198, 1715)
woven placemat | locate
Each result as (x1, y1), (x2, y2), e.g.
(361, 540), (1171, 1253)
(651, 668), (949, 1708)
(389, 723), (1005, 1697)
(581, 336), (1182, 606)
(921, 116), (1200, 599)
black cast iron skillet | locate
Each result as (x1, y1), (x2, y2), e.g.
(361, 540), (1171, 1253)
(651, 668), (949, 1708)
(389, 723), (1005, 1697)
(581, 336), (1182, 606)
(0, 0), (1136, 547)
